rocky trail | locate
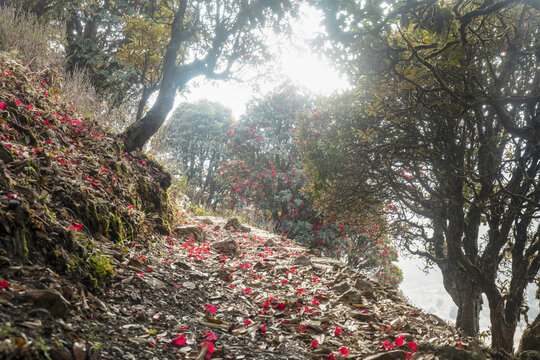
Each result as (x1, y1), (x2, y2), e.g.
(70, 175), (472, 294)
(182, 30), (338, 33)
(1, 215), (489, 360)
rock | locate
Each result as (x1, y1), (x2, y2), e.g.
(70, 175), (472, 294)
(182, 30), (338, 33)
(338, 289), (363, 304)
(127, 257), (144, 269)
(211, 239), (239, 256)
(183, 281), (196, 290)
(51, 348), (73, 360)
(0, 144), (15, 163)
(354, 277), (372, 291)
(264, 238), (278, 247)
(306, 248), (321, 256)
(145, 277), (166, 289)
(224, 218), (250, 232)
(364, 350), (408, 360)
(198, 217), (214, 225)
(73, 341), (86, 360)
(293, 255), (312, 267)
(0, 256), (12, 268)
(331, 281), (351, 294)
(174, 226), (206, 242)
(25, 289), (69, 318)
(353, 311), (375, 322)
(217, 268), (233, 282)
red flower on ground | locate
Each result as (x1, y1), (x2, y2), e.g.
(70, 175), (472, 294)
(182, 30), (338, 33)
(0, 280), (9, 289)
(201, 341), (215, 359)
(67, 222), (83, 232)
(172, 334), (187, 346)
(244, 319), (252, 325)
(395, 334), (405, 347)
(0, 103), (6, 110)
(339, 347), (349, 355)
(205, 305), (217, 313)
(334, 326), (342, 335)
(204, 331), (217, 341)
(407, 341), (418, 352)
(310, 340), (319, 348)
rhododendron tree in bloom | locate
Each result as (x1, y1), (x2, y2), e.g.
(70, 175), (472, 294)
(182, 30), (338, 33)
(219, 84), (402, 285)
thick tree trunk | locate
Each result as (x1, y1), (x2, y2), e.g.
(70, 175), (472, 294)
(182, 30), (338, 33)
(519, 311), (540, 353)
(490, 309), (517, 352)
(455, 284), (482, 337)
(123, 1), (188, 152)
(441, 263), (482, 337)
(123, 90), (176, 151)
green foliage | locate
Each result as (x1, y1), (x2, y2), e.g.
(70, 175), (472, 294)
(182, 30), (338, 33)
(311, 0), (540, 348)
(122, 0), (302, 151)
(152, 100), (233, 207)
(220, 84), (402, 285)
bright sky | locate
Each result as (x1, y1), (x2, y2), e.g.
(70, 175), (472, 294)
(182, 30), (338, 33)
(180, 5), (349, 118)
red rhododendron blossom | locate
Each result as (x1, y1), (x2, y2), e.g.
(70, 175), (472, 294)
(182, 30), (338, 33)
(273, 302), (286, 310)
(204, 331), (217, 341)
(0, 103), (6, 110)
(259, 323), (266, 333)
(407, 341), (418, 352)
(327, 354), (336, 360)
(334, 326), (342, 335)
(205, 305), (217, 313)
(395, 335), (405, 347)
(406, 353), (413, 359)
(310, 340), (319, 348)
(67, 222), (83, 232)
(244, 319), (252, 325)
(172, 334), (187, 346)
(382, 340), (394, 350)
(339, 347), (349, 355)
(0, 280), (9, 289)
(244, 288), (251, 295)
(312, 298), (320, 306)
(201, 341), (215, 359)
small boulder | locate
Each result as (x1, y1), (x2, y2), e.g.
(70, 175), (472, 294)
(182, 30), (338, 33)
(306, 248), (322, 256)
(264, 238), (279, 247)
(354, 277), (372, 291)
(211, 238), (240, 256)
(199, 217), (214, 225)
(174, 226), (206, 242)
(25, 289), (69, 318)
(331, 281), (351, 294)
(338, 289), (363, 304)
(293, 255), (312, 267)
(217, 268), (233, 282)
(224, 218), (250, 232)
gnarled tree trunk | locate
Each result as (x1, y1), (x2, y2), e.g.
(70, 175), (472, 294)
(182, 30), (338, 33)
(441, 263), (483, 337)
